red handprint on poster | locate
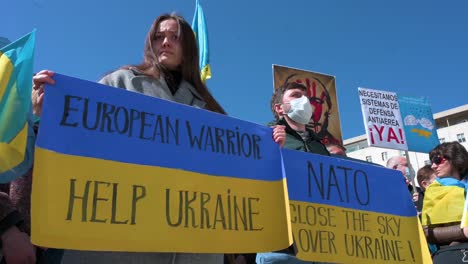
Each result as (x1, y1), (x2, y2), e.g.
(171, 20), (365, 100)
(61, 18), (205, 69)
(273, 65), (343, 147)
(297, 78), (328, 126)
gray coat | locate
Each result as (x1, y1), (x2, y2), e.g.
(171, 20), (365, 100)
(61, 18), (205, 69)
(99, 68), (206, 109)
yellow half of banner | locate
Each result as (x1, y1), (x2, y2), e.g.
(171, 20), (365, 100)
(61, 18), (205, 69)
(31, 147), (292, 252)
(291, 201), (432, 263)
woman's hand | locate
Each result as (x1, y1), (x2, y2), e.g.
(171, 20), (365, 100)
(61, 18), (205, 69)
(32, 70), (55, 117)
(272, 125), (286, 147)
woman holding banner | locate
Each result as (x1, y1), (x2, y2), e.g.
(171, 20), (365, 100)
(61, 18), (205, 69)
(422, 141), (468, 263)
(32, 13), (286, 264)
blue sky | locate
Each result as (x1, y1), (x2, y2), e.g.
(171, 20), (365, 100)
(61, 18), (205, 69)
(3, 0), (467, 139)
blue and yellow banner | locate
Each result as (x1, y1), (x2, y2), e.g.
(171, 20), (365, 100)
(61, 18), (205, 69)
(282, 149), (431, 263)
(31, 74), (292, 252)
(398, 96), (439, 153)
(0, 31), (35, 181)
(192, 0), (211, 82)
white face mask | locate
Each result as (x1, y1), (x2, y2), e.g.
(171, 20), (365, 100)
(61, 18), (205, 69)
(285, 96), (313, 125)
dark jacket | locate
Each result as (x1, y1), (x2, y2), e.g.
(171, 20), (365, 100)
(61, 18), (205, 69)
(268, 119), (330, 156)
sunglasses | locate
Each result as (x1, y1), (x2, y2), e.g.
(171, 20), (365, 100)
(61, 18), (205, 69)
(432, 156), (446, 165)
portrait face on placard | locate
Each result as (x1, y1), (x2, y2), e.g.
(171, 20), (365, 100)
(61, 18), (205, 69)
(273, 65), (343, 146)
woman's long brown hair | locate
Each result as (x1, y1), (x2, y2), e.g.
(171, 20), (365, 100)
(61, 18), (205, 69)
(123, 13), (226, 115)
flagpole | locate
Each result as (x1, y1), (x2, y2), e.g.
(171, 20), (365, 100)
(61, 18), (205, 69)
(405, 150), (417, 194)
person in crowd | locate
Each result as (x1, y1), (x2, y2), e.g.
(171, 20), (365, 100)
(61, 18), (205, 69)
(386, 156), (411, 185)
(413, 164), (437, 211)
(415, 165), (438, 253)
(268, 81), (329, 155)
(255, 81), (330, 264)
(421, 142), (468, 263)
(417, 165), (436, 191)
(325, 143), (346, 156)
(32, 12), (286, 264)
(386, 156), (417, 189)
(386, 156), (424, 211)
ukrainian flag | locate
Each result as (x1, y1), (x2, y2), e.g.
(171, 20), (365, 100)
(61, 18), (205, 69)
(422, 178), (466, 226)
(0, 31), (35, 181)
(192, 0), (211, 82)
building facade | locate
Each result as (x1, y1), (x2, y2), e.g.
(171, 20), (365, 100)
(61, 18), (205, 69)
(344, 104), (468, 172)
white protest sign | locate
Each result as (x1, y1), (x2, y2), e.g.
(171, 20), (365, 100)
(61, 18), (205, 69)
(358, 87), (407, 150)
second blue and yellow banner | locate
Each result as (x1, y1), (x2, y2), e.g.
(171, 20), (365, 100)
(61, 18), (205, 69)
(282, 150), (432, 263)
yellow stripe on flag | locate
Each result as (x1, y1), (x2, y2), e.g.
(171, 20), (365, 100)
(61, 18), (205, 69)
(0, 51), (13, 103)
(0, 122), (28, 173)
(201, 64), (211, 82)
(421, 181), (465, 226)
(32, 147), (292, 252)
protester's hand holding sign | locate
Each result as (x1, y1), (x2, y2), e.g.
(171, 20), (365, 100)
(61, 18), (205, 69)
(32, 70), (55, 117)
